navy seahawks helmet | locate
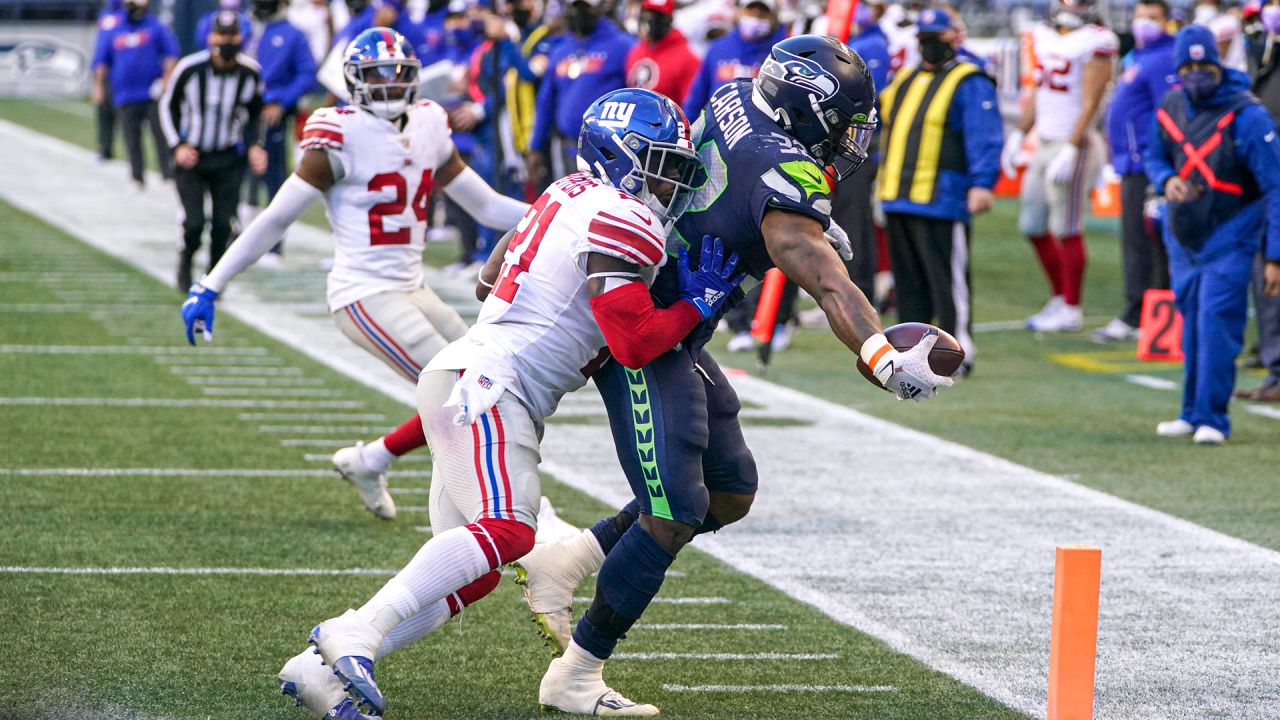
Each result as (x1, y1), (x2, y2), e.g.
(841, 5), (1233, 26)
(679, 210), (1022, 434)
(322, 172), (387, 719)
(343, 28), (420, 120)
(578, 88), (705, 229)
(752, 34), (878, 180)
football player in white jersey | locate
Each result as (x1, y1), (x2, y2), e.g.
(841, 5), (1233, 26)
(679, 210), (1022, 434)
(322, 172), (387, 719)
(1000, 0), (1117, 332)
(180, 28), (529, 522)
(289, 88), (742, 718)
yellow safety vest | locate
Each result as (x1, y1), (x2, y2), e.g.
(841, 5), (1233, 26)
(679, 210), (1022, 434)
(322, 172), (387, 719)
(878, 60), (980, 205)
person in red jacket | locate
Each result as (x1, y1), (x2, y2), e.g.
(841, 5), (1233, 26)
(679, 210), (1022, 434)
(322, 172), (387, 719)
(625, 0), (699, 104)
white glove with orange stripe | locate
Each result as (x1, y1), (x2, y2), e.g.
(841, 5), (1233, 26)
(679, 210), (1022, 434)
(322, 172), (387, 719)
(860, 331), (955, 401)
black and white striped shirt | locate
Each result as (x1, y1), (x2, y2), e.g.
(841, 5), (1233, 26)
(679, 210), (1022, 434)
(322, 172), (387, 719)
(160, 50), (264, 153)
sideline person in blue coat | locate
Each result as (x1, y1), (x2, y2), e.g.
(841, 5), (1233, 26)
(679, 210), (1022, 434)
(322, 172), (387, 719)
(682, 0), (785, 119)
(1145, 24), (1280, 444)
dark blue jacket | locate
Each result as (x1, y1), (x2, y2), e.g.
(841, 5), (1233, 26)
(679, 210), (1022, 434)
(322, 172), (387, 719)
(881, 63), (1003, 222)
(530, 19), (632, 151)
(92, 13), (179, 106)
(1107, 34), (1177, 176)
(1146, 69), (1280, 261)
(848, 25), (890, 94)
(334, 6), (377, 49)
(194, 10), (253, 49)
(682, 25), (786, 119)
(246, 18), (317, 110)
(396, 8), (446, 66)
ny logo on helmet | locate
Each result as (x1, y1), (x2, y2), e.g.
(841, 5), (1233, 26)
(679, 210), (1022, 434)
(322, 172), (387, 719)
(766, 48), (839, 102)
(597, 101), (637, 128)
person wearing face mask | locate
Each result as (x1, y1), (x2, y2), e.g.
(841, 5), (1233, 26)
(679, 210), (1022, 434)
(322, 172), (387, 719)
(682, 0), (786, 120)
(527, 0), (633, 190)
(240, 0), (318, 266)
(90, 0), (179, 190)
(876, 7), (1002, 375)
(1194, 0), (1249, 70)
(196, 0), (253, 49)
(1093, 0), (1178, 342)
(1235, 0), (1280, 401)
(160, 12), (268, 292)
(625, 0), (698, 103)
(1144, 24), (1280, 443)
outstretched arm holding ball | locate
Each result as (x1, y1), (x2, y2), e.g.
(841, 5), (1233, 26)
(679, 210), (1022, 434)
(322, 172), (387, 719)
(762, 207), (958, 400)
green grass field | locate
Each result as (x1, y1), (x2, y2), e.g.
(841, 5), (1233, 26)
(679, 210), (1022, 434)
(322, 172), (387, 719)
(2, 99), (1278, 719)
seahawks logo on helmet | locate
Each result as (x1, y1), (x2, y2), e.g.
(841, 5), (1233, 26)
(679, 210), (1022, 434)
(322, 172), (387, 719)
(762, 48), (839, 102)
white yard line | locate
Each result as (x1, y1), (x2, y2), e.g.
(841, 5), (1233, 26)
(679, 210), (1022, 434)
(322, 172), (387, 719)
(203, 388), (344, 397)
(662, 684), (896, 693)
(414, 526), (432, 534)
(0, 467), (432, 478)
(258, 425), (391, 434)
(614, 653), (835, 661)
(302, 453), (429, 463)
(1125, 374), (1179, 391)
(1245, 405), (1280, 421)
(0, 565), (395, 576)
(0, 344), (266, 355)
(397, 506), (428, 513)
(154, 355), (284, 365)
(0, 397), (364, 409)
(241, 413), (386, 422)
(280, 439), (356, 447)
(6, 119), (1280, 720)
(389, 487), (429, 495)
(170, 366), (303, 376)
(190, 376), (324, 386)
(0, 303), (171, 313)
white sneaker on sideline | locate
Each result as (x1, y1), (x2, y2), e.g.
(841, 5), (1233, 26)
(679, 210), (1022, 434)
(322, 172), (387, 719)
(1156, 419), (1194, 437)
(512, 529), (604, 655)
(1193, 426), (1225, 445)
(1028, 303), (1083, 332)
(539, 642), (659, 716)
(1025, 296), (1066, 328)
(332, 444), (396, 520)
(726, 332), (754, 352)
(279, 647), (347, 718)
(1090, 318), (1138, 343)
(256, 252), (284, 270)
(797, 306), (827, 328)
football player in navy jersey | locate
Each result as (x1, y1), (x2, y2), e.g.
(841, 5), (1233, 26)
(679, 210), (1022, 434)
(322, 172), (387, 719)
(522, 35), (957, 716)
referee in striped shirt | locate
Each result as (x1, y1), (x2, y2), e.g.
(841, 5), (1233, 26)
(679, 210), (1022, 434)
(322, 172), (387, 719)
(161, 11), (267, 291)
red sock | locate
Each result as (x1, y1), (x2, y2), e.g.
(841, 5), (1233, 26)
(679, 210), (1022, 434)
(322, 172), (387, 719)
(470, 518), (536, 567)
(875, 225), (892, 273)
(1029, 234), (1065, 297)
(445, 570), (501, 615)
(1058, 234), (1087, 306)
(383, 414), (427, 456)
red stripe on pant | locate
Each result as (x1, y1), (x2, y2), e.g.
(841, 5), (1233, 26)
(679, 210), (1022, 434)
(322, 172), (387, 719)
(489, 404), (515, 519)
(354, 301), (422, 374)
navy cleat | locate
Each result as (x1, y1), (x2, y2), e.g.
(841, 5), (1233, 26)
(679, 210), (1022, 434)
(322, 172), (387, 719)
(326, 697), (377, 720)
(331, 656), (384, 716)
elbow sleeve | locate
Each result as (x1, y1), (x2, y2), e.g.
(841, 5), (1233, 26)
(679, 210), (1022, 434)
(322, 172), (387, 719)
(590, 282), (701, 369)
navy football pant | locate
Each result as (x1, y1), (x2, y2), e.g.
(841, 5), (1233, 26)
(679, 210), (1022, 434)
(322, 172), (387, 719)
(594, 347), (758, 529)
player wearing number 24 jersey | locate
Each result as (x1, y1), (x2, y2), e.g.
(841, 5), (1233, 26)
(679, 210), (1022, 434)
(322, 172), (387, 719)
(179, 29), (528, 533)
(297, 88), (744, 718)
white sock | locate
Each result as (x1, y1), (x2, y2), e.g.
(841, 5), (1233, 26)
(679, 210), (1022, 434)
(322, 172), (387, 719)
(355, 525), (493, 635)
(360, 438), (395, 474)
(374, 598), (452, 659)
(564, 639), (607, 670)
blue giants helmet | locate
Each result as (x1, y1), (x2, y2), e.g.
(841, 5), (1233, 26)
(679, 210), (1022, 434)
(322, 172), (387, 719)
(343, 27), (420, 120)
(578, 88), (706, 230)
(752, 34), (878, 180)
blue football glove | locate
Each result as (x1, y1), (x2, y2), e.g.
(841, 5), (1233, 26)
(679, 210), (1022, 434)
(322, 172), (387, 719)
(181, 283), (219, 345)
(678, 235), (746, 320)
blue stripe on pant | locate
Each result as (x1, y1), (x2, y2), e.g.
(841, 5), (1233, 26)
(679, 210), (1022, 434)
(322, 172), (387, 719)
(1168, 242), (1254, 435)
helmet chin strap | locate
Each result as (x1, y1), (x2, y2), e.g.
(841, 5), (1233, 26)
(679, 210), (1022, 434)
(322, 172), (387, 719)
(750, 87), (788, 130)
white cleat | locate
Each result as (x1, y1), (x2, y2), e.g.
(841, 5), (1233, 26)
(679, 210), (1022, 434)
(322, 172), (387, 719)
(1027, 302), (1082, 333)
(511, 529), (604, 656)
(333, 443), (396, 520)
(309, 610), (383, 666)
(279, 647), (348, 718)
(539, 642), (659, 716)
(725, 332), (754, 353)
(1025, 296), (1066, 329)
(535, 496), (583, 546)
(1193, 426), (1225, 445)
(1156, 419), (1194, 437)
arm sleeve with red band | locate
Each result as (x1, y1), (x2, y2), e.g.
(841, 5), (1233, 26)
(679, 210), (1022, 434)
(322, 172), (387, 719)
(589, 281), (702, 369)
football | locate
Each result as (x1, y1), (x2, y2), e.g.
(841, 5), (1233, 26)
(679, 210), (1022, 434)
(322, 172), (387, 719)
(857, 323), (967, 390)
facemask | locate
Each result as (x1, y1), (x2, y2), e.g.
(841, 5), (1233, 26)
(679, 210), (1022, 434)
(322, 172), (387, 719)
(511, 7), (533, 27)
(918, 36), (954, 65)
(126, 7), (146, 21)
(1181, 69), (1221, 104)
(252, 0), (280, 19)
(566, 6), (599, 36)
(1263, 5), (1280, 34)
(1131, 17), (1165, 47)
(216, 42), (240, 61)
(738, 16), (773, 42)
(642, 13), (673, 42)
(1193, 4), (1218, 25)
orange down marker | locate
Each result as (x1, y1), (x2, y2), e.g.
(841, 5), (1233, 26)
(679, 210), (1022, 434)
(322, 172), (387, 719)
(1047, 545), (1102, 720)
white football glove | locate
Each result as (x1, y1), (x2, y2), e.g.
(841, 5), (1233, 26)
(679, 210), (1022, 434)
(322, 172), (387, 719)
(862, 331), (955, 401)
(824, 220), (854, 262)
(1000, 129), (1025, 179)
(1045, 143), (1080, 185)
(445, 370), (506, 427)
